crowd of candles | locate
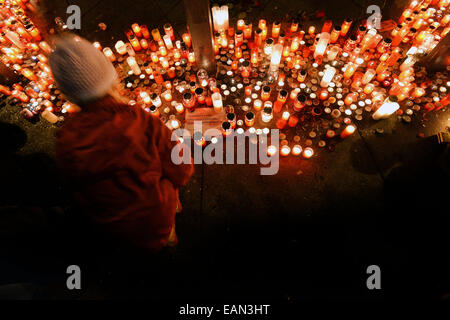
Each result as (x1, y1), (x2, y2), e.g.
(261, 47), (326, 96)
(0, 0), (449, 159)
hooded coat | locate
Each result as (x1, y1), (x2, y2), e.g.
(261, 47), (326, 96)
(55, 98), (193, 251)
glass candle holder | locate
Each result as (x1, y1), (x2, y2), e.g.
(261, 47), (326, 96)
(280, 145), (291, 156)
(294, 94), (307, 111)
(341, 124), (356, 138)
(211, 92), (223, 112)
(241, 60), (251, 78)
(222, 121), (232, 136)
(372, 95), (399, 120)
(297, 69), (307, 83)
(195, 87), (206, 104)
(150, 93), (162, 107)
(303, 147), (314, 159)
(126, 56), (141, 75)
(272, 21), (281, 38)
(245, 112), (255, 126)
(261, 105), (273, 123)
(183, 92), (196, 109)
(175, 103), (185, 114)
(227, 112), (237, 129)
(151, 28), (162, 41)
(149, 105), (160, 117)
(261, 85), (271, 101)
(103, 47), (116, 62)
(277, 89), (288, 103)
(253, 99), (263, 111)
(330, 26), (341, 43)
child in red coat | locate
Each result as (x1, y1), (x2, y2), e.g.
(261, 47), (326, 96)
(50, 36), (193, 252)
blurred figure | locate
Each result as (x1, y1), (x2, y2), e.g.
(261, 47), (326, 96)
(50, 36), (193, 252)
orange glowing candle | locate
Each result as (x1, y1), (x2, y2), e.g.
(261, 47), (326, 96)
(132, 23), (142, 37)
(237, 19), (245, 30)
(341, 19), (352, 36)
(141, 25), (150, 39)
(129, 35), (142, 51)
(103, 47), (116, 62)
(188, 52), (196, 63)
(412, 87), (425, 98)
(272, 21), (281, 38)
(343, 63), (357, 79)
(280, 145), (291, 156)
(39, 41), (52, 54)
(235, 46), (242, 58)
(341, 125), (356, 138)
(152, 28), (162, 41)
(159, 46), (167, 56)
(182, 33), (191, 47)
(303, 147), (314, 159)
(140, 39), (149, 49)
(29, 26), (41, 41)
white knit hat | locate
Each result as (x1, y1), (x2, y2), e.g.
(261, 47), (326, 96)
(49, 35), (118, 105)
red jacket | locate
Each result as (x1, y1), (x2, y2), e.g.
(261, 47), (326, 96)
(55, 98), (193, 251)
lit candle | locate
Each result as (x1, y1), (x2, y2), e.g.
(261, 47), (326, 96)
(182, 33), (191, 47)
(149, 105), (160, 117)
(140, 91), (151, 104)
(294, 94), (306, 112)
(253, 99), (263, 111)
(159, 46), (168, 56)
(244, 21), (252, 39)
(372, 96), (400, 120)
(127, 56), (141, 75)
(170, 119), (181, 130)
(163, 35), (173, 49)
(343, 62), (357, 79)
(129, 34), (141, 51)
(261, 85), (271, 101)
(132, 23), (142, 37)
(103, 47), (116, 62)
(164, 23), (175, 41)
(39, 41), (52, 54)
(175, 103), (185, 114)
(212, 5), (229, 32)
(362, 69), (376, 84)
(151, 28), (162, 41)
(267, 145), (277, 157)
(330, 26), (341, 43)
(115, 41), (127, 55)
(412, 87), (425, 98)
(237, 19), (245, 30)
(92, 42), (102, 50)
(280, 145), (291, 156)
(320, 66), (336, 88)
(327, 45), (340, 60)
(340, 124), (356, 138)
(141, 25), (150, 39)
(188, 52), (196, 63)
(262, 105), (273, 123)
(160, 57), (169, 68)
(272, 21), (281, 38)
(292, 145), (302, 156)
(163, 90), (173, 102)
(341, 19), (352, 36)
(290, 37), (300, 52)
(363, 83), (375, 94)
(303, 147), (314, 159)
(245, 112), (255, 126)
(211, 92), (223, 112)
(235, 30), (244, 47)
(314, 32), (330, 58)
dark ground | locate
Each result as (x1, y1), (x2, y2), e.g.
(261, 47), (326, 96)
(0, 0), (449, 306)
